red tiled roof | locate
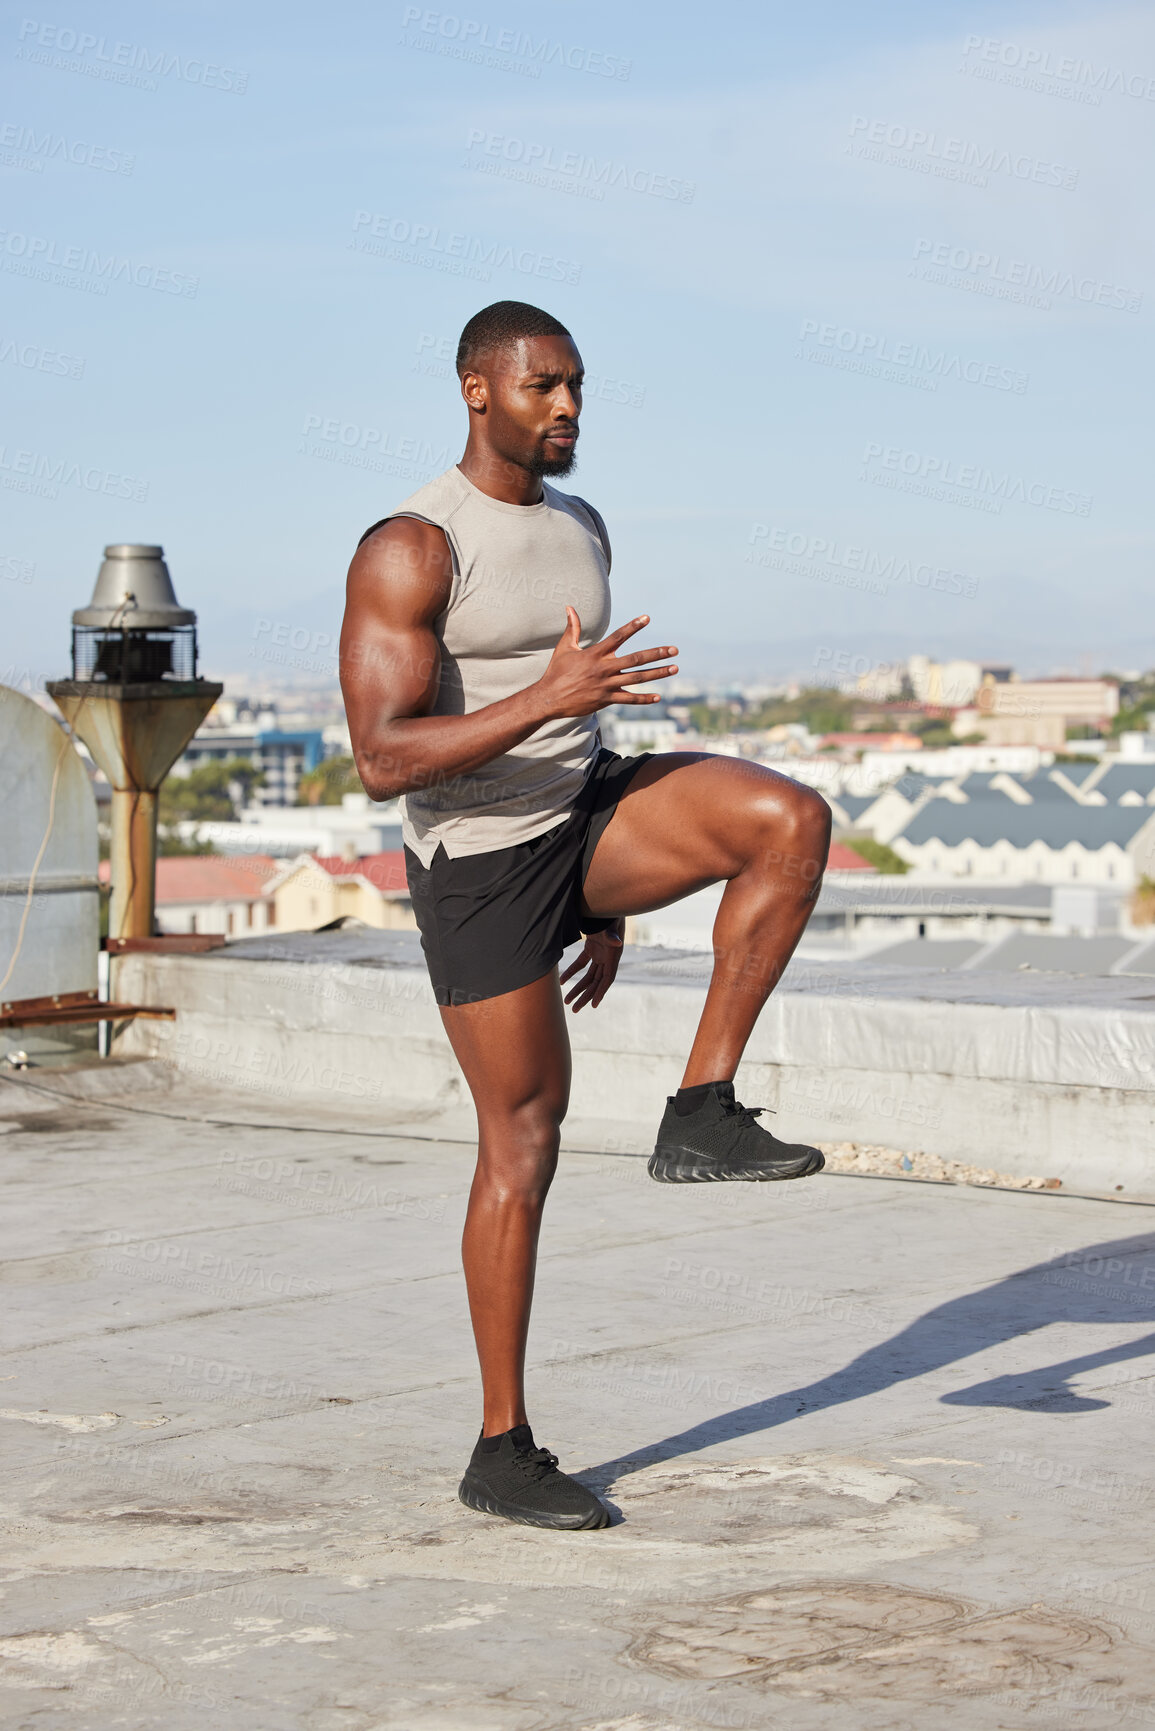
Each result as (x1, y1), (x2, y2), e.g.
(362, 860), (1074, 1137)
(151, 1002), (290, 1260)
(827, 843), (875, 872)
(311, 851), (409, 894)
(97, 855), (279, 902)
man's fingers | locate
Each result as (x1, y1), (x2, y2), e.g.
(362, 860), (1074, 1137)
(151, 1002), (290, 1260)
(599, 614), (650, 652)
(610, 664), (678, 686)
(614, 644), (678, 671)
(564, 973), (595, 1007)
(564, 605), (582, 648)
(559, 948), (587, 983)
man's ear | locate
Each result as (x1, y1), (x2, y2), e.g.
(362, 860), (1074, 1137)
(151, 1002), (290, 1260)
(460, 369), (488, 413)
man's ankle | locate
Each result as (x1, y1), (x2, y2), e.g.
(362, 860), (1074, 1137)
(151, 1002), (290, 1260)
(482, 1417), (528, 1439)
(673, 1078), (731, 1116)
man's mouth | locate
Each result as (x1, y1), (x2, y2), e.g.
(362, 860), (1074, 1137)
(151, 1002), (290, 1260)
(544, 427), (578, 445)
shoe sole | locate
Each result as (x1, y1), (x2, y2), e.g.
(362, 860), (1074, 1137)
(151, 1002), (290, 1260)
(458, 1473), (611, 1530)
(647, 1147), (825, 1184)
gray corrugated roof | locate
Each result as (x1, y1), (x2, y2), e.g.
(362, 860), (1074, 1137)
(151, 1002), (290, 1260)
(975, 934), (1135, 974)
(1016, 772), (1081, 802)
(1094, 765), (1155, 801)
(899, 799), (1153, 848)
(890, 772), (950, 798)
(860, 938), (986, 968)
(1053, 759), (1099, 785)
(834, 795), (876, 820)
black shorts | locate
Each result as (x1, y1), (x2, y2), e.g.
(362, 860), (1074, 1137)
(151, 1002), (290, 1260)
(404, 747), (653, 1007)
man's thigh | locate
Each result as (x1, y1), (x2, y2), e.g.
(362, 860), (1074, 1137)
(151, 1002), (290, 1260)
(581, 750), (818, 919)
(439, 969), (571, 1124)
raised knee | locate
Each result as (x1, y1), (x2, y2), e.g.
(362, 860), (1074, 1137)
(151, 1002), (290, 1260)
(795, 786), (832, 853)
(750, 784), (831, 878)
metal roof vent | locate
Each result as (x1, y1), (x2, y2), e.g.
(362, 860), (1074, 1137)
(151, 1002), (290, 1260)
(69, 545), (198, 683)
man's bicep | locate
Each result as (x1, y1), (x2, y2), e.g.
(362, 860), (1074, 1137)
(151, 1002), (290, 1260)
(340, 521), (450, 722)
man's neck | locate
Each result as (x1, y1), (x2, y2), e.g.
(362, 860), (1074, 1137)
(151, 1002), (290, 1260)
(457, 446), (544, 507)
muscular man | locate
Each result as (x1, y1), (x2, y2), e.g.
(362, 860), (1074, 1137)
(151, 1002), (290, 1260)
(340, 301), (831, 1533)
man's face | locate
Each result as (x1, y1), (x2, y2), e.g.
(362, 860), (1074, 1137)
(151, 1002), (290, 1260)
(464, 334), (583, 477)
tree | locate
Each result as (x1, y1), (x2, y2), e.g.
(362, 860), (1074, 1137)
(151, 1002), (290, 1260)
(158, 758), (263, 825)
(843, 834), (910, 874)
(296, 754), (365, 805)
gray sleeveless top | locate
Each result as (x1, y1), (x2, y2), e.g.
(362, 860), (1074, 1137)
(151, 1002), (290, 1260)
(366, 465), (612, 864)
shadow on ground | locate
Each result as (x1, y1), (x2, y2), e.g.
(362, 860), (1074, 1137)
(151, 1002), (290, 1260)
(591, 1232), (1155, 1487)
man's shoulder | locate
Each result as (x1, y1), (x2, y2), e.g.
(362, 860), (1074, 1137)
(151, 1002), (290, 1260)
(546, 486), (611, 566)
(356, 467), (466, 549)
(390, 464), (469, 525)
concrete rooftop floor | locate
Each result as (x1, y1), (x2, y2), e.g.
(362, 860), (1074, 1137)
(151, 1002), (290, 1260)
(3, 1064), (1155, 1731)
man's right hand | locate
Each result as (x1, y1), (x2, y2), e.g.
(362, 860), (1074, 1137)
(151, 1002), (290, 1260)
(536, 608), (679, 720)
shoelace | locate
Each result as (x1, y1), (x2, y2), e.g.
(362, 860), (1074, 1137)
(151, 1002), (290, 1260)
(513, 1443), (560, 1481)
(721, 1099), (775, 1130)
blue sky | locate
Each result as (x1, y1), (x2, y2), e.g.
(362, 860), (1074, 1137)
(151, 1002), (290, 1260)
(3, 0), (1152, 689)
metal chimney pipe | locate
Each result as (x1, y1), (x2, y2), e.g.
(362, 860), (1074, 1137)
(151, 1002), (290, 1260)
(48, 545), (223, 941)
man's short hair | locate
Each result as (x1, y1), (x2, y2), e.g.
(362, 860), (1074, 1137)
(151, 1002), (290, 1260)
(456, 301), (572, 378)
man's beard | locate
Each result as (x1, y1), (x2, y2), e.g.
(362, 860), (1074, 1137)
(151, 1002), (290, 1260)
(526, 445), (577, 479)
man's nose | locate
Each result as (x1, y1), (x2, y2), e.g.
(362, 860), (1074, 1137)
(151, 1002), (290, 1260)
(553, 386), (579, 420)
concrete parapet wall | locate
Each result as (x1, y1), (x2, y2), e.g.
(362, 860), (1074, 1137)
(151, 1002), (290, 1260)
(113, 938), (1155, 1194)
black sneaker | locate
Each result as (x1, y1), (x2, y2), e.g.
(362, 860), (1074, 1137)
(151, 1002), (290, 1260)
(458, 1424), (611, 1531)
(648, 1082), (825, 1183)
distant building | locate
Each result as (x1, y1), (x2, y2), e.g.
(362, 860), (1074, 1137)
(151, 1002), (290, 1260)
(891, 801), (1155, 885)
(817, 732), (924, 753)
(267, 852), (414, 932)
(177, 701), (345, 806)
(602, 716), (681, 754)
(180, 792), (403, 859)
(98, 855), (278, 937)
(861, 656), (1012, 707)
(827, 773), (950, 844)
(954, 677), (1119, 749)
(1085, 763), (1155, 805)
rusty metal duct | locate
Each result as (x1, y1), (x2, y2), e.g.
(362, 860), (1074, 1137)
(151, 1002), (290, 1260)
(48, 545), (223, 942)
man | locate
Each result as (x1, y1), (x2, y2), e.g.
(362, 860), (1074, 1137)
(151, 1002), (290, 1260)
(340, 301), (831, 1533)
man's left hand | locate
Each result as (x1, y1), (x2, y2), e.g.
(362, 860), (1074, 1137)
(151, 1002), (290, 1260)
(559, 922), (625, 1012)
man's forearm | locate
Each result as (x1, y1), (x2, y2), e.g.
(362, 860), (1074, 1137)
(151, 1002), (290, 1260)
(354, 681), (558, 801)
